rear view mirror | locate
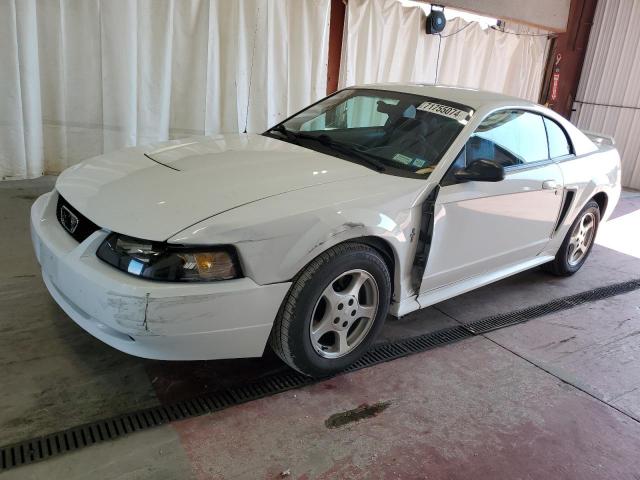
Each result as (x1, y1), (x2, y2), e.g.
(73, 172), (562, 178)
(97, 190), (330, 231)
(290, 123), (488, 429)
(454, 159), (505, 182)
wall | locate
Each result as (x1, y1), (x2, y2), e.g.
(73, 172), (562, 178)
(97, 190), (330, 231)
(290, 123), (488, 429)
(538, 0), (598, 118)
(571, 0), (640, 190)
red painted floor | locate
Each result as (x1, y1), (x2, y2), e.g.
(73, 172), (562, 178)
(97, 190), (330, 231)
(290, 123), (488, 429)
(173, 331), (640, 479)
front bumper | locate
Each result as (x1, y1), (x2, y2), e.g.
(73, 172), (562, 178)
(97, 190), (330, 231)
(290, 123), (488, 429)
(31, 191), (291, 360)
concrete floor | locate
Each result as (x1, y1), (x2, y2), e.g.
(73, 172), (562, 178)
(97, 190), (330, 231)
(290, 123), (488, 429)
(1, 177), (639, 479)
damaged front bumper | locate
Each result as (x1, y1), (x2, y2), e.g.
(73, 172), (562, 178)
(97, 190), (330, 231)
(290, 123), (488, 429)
(30, 191), (291, 360)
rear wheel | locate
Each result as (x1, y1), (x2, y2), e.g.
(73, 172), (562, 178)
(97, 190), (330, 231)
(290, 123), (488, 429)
(269, 242), (391, 377)
(544, 200), (600, 276)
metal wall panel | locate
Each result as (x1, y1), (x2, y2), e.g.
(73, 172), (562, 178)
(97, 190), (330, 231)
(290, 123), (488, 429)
(572, 0), (640, 189)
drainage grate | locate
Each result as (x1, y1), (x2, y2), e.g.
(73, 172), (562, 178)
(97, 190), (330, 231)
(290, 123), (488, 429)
(345, 325), (472, 373)
(0, 373), (315, 471)
(464, 279), (640, 334)
(1, 278), (639, 472)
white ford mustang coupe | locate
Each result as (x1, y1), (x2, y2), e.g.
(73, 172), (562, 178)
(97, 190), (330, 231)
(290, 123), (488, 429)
(31, 84), (621, 376)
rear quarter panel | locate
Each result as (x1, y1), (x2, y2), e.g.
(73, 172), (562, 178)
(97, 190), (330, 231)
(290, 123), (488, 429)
(544, 145), (621, 255)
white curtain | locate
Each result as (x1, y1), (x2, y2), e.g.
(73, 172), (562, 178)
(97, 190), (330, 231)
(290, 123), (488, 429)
(339, 0), (549, 103)
(0, 0), (330, 180)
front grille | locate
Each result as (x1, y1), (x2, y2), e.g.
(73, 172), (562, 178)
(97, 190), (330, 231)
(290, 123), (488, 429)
(56, 195), (100, 243)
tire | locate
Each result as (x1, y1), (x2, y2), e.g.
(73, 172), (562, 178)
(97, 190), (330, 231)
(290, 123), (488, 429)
(543, 200), (600, 276)
(269, 242), (391, 377)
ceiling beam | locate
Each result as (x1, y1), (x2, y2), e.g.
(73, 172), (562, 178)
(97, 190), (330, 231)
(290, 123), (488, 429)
(430, 0), (571, 32)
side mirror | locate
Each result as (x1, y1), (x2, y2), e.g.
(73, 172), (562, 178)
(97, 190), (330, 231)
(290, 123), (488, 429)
(454, 159), (505, 183)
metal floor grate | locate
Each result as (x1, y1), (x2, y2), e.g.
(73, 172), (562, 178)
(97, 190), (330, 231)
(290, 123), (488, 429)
(464, 279), (640, 334)
(2, 278), (639, 471)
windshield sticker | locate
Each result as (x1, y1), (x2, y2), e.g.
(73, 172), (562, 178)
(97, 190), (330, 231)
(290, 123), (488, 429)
(412, 158), (427, 168)
(415, 166), (435, 175)
(417, 102), (469, 121)
(393, 153), (413, 165)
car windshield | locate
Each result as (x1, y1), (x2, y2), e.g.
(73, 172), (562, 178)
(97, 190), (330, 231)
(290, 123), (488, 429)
(265, 88), (473, 177)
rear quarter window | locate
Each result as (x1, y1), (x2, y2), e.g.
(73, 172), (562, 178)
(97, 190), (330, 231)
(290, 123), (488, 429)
(544, 117), (573, 158)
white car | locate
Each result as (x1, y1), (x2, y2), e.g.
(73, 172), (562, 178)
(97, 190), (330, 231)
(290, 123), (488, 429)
(31, 84), (621, 377)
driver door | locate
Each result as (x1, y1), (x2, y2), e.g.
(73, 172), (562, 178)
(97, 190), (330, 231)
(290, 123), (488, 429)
(420, 109), (564, 293)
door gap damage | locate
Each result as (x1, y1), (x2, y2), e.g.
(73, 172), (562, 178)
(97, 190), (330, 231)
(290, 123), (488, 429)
(411, 186), (439, 293)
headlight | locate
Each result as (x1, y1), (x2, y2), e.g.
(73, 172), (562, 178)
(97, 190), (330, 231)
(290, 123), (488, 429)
(96, 233), (241, 282)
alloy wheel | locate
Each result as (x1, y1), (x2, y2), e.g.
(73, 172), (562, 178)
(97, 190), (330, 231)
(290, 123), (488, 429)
(567, 211), (596, 266)
(309, 269), (379, 359)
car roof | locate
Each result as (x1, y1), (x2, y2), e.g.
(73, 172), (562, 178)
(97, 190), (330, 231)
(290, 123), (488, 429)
(350, 83), (535, 110)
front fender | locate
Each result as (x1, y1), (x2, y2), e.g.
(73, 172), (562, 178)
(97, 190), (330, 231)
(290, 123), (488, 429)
(278, 206), (417, 300)
(169, 176), (429, 302)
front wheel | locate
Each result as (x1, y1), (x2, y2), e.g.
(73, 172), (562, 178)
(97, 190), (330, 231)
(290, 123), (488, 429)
(544, 200), (600, 276)
(269, 242), (391, 377)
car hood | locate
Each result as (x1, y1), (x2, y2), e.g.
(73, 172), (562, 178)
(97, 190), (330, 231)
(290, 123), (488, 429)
(56, 134), (375, 241)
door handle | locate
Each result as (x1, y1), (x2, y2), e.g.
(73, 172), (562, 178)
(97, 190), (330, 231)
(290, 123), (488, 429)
(542, 180), (559, 190)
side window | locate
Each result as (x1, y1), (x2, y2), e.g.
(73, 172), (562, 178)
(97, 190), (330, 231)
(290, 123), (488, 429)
(467, 110), (549, 167)
(544, 117), (572, 158)
(441, 147), (466, 186)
